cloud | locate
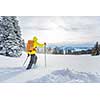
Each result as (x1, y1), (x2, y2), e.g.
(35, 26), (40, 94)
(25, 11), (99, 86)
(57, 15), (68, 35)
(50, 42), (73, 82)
(18, 16), (100, 44)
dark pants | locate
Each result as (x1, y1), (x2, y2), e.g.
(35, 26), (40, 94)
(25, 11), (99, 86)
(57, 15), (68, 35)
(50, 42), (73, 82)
(26, 54), (37, 70)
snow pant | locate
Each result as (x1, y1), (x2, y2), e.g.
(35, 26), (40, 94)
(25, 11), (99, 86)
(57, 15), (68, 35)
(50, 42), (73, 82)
(26, 54), (37, 69)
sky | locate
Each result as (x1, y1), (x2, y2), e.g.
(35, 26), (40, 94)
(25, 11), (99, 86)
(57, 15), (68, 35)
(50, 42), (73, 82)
(18, 16), (100, 45)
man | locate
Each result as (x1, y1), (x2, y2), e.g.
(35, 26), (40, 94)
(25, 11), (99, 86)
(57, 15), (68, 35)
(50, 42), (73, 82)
(26, 36), (46, 70)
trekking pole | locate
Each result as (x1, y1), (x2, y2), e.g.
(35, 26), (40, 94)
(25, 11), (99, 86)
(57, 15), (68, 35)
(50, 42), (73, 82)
(44, 44), (47, 68)
(23, 55), (29, 67)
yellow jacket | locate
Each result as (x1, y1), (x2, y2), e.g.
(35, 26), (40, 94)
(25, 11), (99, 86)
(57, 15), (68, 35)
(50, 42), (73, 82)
(27, 41), (44, 54)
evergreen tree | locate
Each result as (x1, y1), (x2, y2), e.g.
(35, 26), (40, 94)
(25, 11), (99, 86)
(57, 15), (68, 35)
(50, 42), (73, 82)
(95, 42), (99, 55)
(92, 41), (99, 56)
(0, 16), (25, 57)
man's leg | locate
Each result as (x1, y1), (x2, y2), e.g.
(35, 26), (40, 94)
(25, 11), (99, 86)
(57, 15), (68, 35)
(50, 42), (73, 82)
(34, 55), (37, 65)
(26, 54), (35, 70)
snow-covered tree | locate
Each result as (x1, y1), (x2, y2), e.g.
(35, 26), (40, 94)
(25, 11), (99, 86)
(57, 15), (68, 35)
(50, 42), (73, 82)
(0, 16), (25, 57)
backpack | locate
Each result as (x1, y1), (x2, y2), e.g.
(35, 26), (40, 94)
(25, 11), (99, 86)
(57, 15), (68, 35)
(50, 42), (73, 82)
(26, 40), (34, 52)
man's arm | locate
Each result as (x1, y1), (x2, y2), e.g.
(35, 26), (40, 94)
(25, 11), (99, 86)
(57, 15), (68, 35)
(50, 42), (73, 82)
(37, 42), (46, 47)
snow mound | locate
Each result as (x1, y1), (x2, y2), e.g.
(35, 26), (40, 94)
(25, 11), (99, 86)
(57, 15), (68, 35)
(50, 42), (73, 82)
(28, 68), (100, 83)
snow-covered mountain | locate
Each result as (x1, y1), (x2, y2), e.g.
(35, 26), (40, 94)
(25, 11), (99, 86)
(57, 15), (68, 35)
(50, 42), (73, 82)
(38, 44), (92, 55)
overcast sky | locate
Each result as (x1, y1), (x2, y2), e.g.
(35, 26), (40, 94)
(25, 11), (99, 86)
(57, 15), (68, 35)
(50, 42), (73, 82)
(18, 16), (100, 45)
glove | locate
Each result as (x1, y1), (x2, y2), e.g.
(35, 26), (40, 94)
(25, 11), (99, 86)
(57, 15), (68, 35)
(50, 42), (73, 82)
(44, 42), (46, 45)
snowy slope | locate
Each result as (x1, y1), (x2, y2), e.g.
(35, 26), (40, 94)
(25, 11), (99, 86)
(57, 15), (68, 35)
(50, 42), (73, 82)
(0, 52), (100, 83)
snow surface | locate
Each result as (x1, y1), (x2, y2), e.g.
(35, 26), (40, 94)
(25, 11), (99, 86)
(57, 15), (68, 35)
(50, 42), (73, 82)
(28, 69), (100, 83)
(0, 52), (100, 83)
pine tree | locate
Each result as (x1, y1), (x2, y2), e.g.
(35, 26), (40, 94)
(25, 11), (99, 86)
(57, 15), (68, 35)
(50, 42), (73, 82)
(0, 16), (25, 57)
(95, 42), (99, 55)
(92, 41), (99, 56)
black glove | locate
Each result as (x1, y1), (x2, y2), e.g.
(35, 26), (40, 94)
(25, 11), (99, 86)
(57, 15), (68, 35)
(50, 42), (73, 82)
(44, 42), (46, 45)
(27, 54), (30, 57)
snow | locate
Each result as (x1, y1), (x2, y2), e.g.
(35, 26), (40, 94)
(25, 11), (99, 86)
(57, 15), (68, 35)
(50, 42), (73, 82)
(0, 52), (100, 83)
(28, 69), (100, 83)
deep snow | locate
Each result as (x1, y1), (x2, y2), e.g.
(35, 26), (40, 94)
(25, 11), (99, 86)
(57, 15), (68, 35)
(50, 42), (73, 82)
(0, 52), (100, 83)
(28, 69), (100, 83)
